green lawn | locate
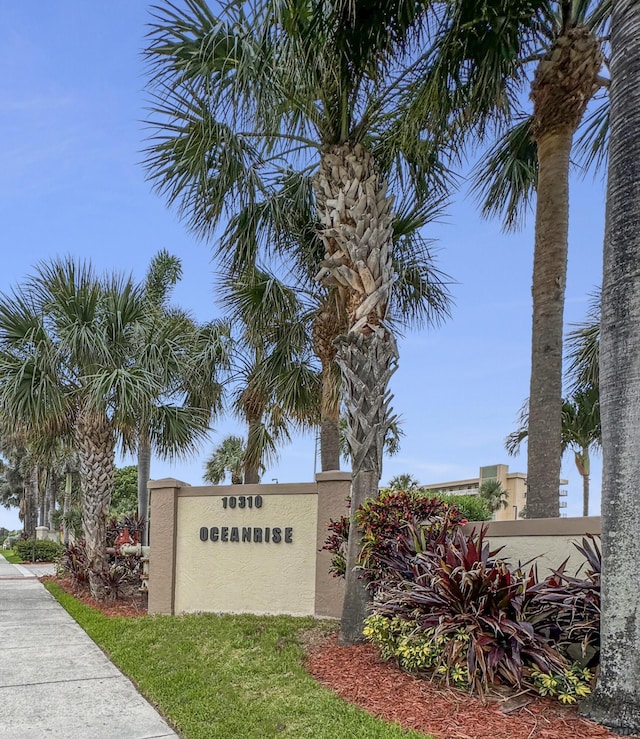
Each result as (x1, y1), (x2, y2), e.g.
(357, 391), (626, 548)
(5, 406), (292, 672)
(45, 582), (430, 739)
(1, 549), (22, 564)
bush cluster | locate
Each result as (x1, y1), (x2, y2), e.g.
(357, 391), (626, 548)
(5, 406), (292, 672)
(326, 489), (600, 704)
(14, 538), (63, 562)
(323, 489), (467, 584)
(58, 514), (145, 600)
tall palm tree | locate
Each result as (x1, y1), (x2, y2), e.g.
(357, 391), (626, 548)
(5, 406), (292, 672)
(580, 1), (640, 731)
(560, 387), (600, 516)
(220, 172), (451, 472)
(0, 430), (37, 537)
(137, 249), (183, 538)
(144, 0), (457, 642)
(204, 435), (245, 485)
(469, 1), (609, 518)
(220, 266), (320, 484)
(506, 387), (601, 515)
(0, 258), (214, 598)
(135, 250), (231, 545)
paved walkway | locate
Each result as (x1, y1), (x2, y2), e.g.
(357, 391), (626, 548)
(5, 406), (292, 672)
(0, 554), (179, 739)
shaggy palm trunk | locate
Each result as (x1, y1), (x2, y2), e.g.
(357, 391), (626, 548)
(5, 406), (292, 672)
(45, 471), (56, 531)
(580, 4), (640, 732)
(312, 298), (345, 471)
(315, 142), (397, 645)
(137, 436), (152, 546)
(244, 416), (262, 484)
(75, 411), (115, 600)
(24, 467), (38, 539)
(527, 27), (602, 518)
(62, 471), (72, 547)
(38, 469), (46, 526)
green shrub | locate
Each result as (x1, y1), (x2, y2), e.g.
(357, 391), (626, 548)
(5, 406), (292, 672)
(14, 538), (63, 562)
(365, 525), (595, 703)
(433, 493), (491, 522)
(323, 489), (467, 585)
(59, 539), (90, 583)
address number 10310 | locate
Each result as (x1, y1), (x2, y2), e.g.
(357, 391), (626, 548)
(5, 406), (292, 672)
(221, 495), (263, 509)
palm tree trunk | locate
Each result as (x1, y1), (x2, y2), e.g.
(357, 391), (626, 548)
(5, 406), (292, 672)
(62, 471), (72, 547)
(315, 142), (397, 644)
(75, 411), (115, 600)
(46, 470), (56, 532)
(582, 472), (589, 518)
(244, 417), (262, 484)
(313, 297), (346, 472)
(24, 467), (38, 539)
(527, 27), (602, 519)
(137, 436), (152, 546)
(320, 363), (341, 472)
(38, 467), (46, 527)
(580, 4), (640, 732)
(526, 128), (572, 518)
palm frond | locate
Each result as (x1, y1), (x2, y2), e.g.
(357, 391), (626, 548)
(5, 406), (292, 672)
(574, 97), (609, 174)
(470, 116), (538, 231)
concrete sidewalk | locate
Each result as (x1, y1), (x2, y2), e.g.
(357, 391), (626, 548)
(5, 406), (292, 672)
(0, 554), (179, 739)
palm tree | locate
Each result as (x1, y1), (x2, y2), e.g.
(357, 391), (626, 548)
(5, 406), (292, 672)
(144, 0), (457, 643)
(560, 388), (600, 516)
(565, 288), (600, 394)
(137, 249), (183, 539)
(221, 173), (451, 472)
(0, 431), (37, 537)
(469, 1), (609, 518)
(506, 387), (601, 515)
(135, 250), (231, 545)
(220, 267), (320, 484)
(478, 479), (509, 513)
(580, 2), (640, 731)
(0, 258), (214, 598)
(386, 473), (421, 493)
(204, 435), (245, 485)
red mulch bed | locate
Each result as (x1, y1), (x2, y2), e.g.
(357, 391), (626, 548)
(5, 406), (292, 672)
(41, 575), (146, 618)
(305, 634), (629, 739)
(42, 575), (629, 739)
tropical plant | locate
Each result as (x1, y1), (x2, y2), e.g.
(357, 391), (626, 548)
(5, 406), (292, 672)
(203, 435), (245, 485)
(136, 250), (183, 540)
(478, 479), (509, 513)
(143, 0), (459, 643)
(527, 534), (601, 668)
(339, 416), (405, 467)
(386, 474), (421, 493)
(565, 288), (600, 395)
(468, 1), (609, 518)
(221, 175), (451, 474)
(136, 250), (231, 544)
(0, 258), (214, 598)
(435, 494), (492, 522)
(506, 388), (600, 516)
(322, 489), (467, 584)
(365, 526), (597, 702)
(580, 2), (640, 732)
(220, 267), (320, 484)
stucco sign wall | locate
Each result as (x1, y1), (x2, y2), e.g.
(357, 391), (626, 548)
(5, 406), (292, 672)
(175, 490), (318, 616)
(147, 473), (350, 619)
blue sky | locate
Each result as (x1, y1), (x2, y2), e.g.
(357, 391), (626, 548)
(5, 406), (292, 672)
(0, 3), (605, 530)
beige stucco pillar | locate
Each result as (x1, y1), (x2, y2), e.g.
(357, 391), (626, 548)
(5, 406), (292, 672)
(314, 471), (351, 619)
(147, 478), (190, 615)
